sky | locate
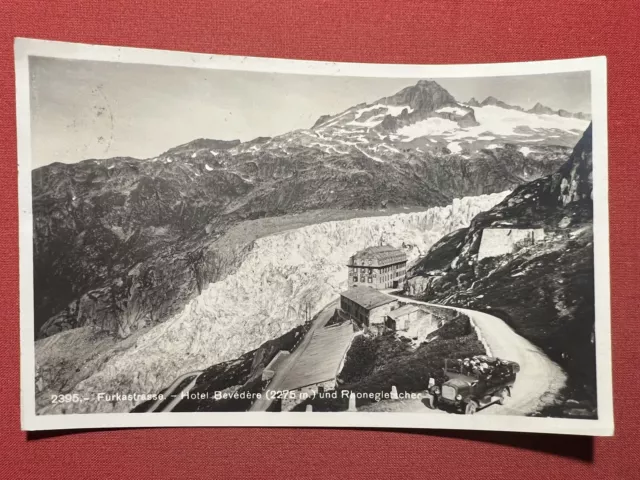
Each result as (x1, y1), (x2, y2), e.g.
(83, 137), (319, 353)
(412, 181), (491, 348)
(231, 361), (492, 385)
(29, 57), (591, 168)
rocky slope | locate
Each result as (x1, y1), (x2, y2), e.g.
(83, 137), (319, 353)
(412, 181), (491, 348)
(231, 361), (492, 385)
(35, 192), (508, 414)
(33, 80), (583, 340)
(405, 125), (597, 416)
(528, 102), (591, 120)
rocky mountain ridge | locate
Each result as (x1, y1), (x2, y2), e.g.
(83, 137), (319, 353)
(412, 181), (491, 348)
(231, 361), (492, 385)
(527, 101), (591, 120)
(405, 124), (597, 414)
(467, 96), (590, 120)
(33, 79), (588, 340)
(408, 124), (592, 279)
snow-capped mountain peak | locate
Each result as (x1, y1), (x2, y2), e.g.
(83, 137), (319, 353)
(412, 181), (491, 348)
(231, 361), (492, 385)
(292, 81), (589, 160)
(379, 79), (457, 112)
(129, 80), (589, 178)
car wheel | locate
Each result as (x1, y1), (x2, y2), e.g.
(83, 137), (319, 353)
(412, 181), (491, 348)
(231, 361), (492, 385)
(425, 394), (437, 410)
(465, 400), (478, 415)
(497, 388), (509, 405)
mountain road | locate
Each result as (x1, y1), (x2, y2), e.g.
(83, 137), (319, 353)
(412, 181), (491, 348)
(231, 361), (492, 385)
(362, 296), (567, 415)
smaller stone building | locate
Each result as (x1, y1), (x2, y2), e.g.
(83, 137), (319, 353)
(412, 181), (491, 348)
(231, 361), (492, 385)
(385, 304), (423, 331)
(386, 304), (440, 342)
(339, 286), (399, 328)
(477, 228), (545, 260)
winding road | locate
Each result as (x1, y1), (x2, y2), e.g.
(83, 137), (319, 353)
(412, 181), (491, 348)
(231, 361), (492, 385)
(148, 293), (566, 416)
(362, 296), (567, 415)
(249, 299), (340, 412)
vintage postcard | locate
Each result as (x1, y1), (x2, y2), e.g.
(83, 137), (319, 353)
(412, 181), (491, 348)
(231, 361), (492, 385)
(15, 38), (613, 435)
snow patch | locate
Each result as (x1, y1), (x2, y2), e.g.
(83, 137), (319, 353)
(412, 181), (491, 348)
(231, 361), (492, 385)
(347, 114), (385, 128)
(316, 109), (352, 130)
(570, 226), (590, 238)
(355, 146), (384, 163)
(447, 142), (462, 154)
(328, 146), (349, 155)
(437, 106), (469, 116)
(446, 105), (589, 140)
(346, 104), (414, 128)
(380, 144), (401, 154)
(519, 147), (533, 156)
(205, 164), (213, 171)
(384, 105), (414, 116)
(398, 117), (459, 141)
(355, 103), (413, 117)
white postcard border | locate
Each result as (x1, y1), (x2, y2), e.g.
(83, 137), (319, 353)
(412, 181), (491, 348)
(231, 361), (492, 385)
(15, 38), (613, 435)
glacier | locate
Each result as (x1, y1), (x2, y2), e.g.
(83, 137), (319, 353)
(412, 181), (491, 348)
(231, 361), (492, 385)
(35, 191), (509, 414)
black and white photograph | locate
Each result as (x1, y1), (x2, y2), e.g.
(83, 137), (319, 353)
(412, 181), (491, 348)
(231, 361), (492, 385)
(16, 39), (612, 435)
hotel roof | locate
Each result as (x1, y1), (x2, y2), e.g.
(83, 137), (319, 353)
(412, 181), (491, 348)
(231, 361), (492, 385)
(347, 245), (408, 267)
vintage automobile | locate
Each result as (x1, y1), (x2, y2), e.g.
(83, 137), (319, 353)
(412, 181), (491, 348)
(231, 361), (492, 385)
(424, 356), (520, 414)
